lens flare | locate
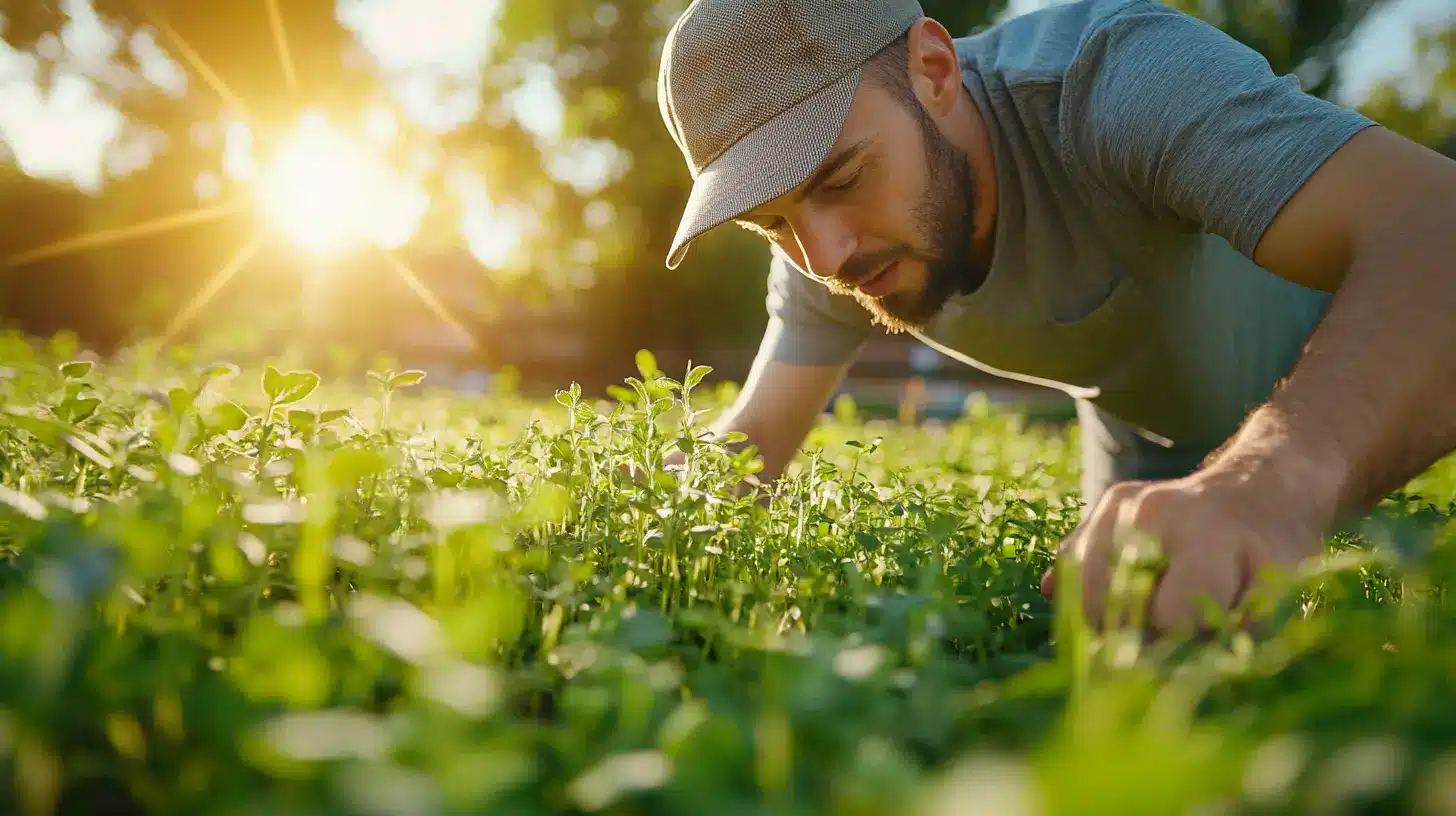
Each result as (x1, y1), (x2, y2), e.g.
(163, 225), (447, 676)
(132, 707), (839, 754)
(252, 112), (427, 256)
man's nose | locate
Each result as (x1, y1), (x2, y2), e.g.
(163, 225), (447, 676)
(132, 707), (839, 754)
(791, 211), (855, 282)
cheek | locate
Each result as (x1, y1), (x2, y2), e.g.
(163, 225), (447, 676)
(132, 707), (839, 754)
(880, 172), (929, 239)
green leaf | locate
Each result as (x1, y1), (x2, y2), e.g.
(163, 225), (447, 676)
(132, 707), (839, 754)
(635, 349), (659, 379)
(0, 485), (46, 521)
(616, 607), (672, 650)
(263, 366), (320, 406)
(926, 513), (961, 540)
(59, 360), (94, 379)
(287, 410), (316, 434)
(263, 366), (287, 399)
(388, 370), (427, 389)
(210, 400), (250, 433)
(199, 362), (240, 384)
(327, 448), (391, 486)
(168, 385), (193, 416)
(59, 396), (100, 424)
(319, 409), (351, 424)
(5, 406), (63, 443)
(606, 385), (635, 405)
(685, 364), (712, 391)
(428, 467), (463, 488)
(64, 432), (113, 469)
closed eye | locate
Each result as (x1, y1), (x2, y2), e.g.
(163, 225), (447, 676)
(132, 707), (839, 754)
(821, 169), (860, 195)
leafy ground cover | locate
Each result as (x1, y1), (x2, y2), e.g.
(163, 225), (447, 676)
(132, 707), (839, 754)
(3, 331), (1456, 815)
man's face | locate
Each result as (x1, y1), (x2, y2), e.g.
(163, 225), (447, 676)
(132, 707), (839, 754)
(737, 79), (984, 333)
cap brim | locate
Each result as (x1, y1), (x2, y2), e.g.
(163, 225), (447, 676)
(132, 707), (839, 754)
(665, 67), (862, 269)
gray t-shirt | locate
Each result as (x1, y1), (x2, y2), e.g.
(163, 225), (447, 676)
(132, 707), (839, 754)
(760, 0), (1376, 449)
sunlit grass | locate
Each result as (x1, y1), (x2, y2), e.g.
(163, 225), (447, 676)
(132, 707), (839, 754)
(1, 338), (1455, 813)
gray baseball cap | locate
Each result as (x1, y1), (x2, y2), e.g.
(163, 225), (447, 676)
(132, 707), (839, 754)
(657, 0), (925, 269)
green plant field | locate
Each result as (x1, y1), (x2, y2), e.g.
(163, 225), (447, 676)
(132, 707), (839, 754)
(3, 332), (1456, 815)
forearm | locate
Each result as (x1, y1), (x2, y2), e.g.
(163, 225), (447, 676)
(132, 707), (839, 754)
(695, 357), (849, 484)
(1210, 191), (1456, 522)
(704, 410), (800, 483)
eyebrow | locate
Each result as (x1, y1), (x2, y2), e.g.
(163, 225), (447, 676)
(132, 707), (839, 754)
(738, 139), (870, 228)
(791, 138), (870, 203)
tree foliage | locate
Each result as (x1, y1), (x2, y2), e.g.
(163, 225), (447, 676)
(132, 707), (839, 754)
(1358, 24), (1456, 151)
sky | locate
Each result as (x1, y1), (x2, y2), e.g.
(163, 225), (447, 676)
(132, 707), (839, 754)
(0, 0), (1449, 228)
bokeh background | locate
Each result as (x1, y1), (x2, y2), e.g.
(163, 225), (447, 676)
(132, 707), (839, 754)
(0, 0), (1452, 415)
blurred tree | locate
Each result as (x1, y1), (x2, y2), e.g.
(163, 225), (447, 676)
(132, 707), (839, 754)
(0, 0), (462, 357)
(0, 0), (387, 170)
(1357, 24), (1455, 149)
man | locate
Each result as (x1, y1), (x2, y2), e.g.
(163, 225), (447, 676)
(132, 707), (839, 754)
(655, 0), (1456, 636)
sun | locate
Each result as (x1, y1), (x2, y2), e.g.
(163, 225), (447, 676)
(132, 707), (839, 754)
(250, 112), (427, 256)
(0, 16), (483, 354)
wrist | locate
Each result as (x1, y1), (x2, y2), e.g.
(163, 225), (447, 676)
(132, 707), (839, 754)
(1199, 404), (1351, 532)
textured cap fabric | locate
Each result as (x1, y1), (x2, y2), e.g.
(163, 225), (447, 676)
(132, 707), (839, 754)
(658, 0), (926, 268)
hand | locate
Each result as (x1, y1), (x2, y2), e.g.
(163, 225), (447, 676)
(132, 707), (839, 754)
(1040, 464), (1332, 637)
(661, 449), (688, 473)
(617, 450), (688, 488)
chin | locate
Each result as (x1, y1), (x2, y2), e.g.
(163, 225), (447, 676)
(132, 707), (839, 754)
(856, 291), (933, 334)
(860, 282), (956, 335)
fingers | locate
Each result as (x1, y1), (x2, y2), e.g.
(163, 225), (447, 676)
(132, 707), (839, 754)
(1045, 481), (1146, 626)
(1147, 545), (1242, 637)
(1046, 480), (1238, 635)
(1042, 481), (1131, 599)
(1040, 477), (1301, 640)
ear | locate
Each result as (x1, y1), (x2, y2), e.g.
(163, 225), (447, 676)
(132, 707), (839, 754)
(905, 18), (960, 117)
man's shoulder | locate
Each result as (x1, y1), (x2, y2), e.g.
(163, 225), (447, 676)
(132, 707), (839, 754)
(952, 0), (1156, 89)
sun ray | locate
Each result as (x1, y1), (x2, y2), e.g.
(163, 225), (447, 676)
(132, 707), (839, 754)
(264, 0), (298, 98)
(383, 251), (483, 354)
(2, 200), (245, 270)
(158, 233), (265, 345)
(134, 0), (255, 123)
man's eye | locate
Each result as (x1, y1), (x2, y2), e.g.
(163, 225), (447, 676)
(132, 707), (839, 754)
(823, 169), (860, 194)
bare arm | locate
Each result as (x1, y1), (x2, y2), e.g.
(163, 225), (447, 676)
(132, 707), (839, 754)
(1209, 126), (1456, 522)
(1046, 127), (1456, 633)
(706, 354), (853, 482)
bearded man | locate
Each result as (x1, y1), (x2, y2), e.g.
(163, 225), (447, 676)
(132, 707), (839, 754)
(655, 0), (1456, 635)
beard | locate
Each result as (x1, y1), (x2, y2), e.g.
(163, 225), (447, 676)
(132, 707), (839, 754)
(824, 103), (983, 334)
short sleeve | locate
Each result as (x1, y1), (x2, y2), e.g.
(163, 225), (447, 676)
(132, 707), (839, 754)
(760, 247), (874, 366)
(1061, 1), (1377, 259)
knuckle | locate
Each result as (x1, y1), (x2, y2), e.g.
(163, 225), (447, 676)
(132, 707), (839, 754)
(1087, 481), (1141, 524)
(1131, 489), (1172, 523)
(1103, 480), (1143, 505)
